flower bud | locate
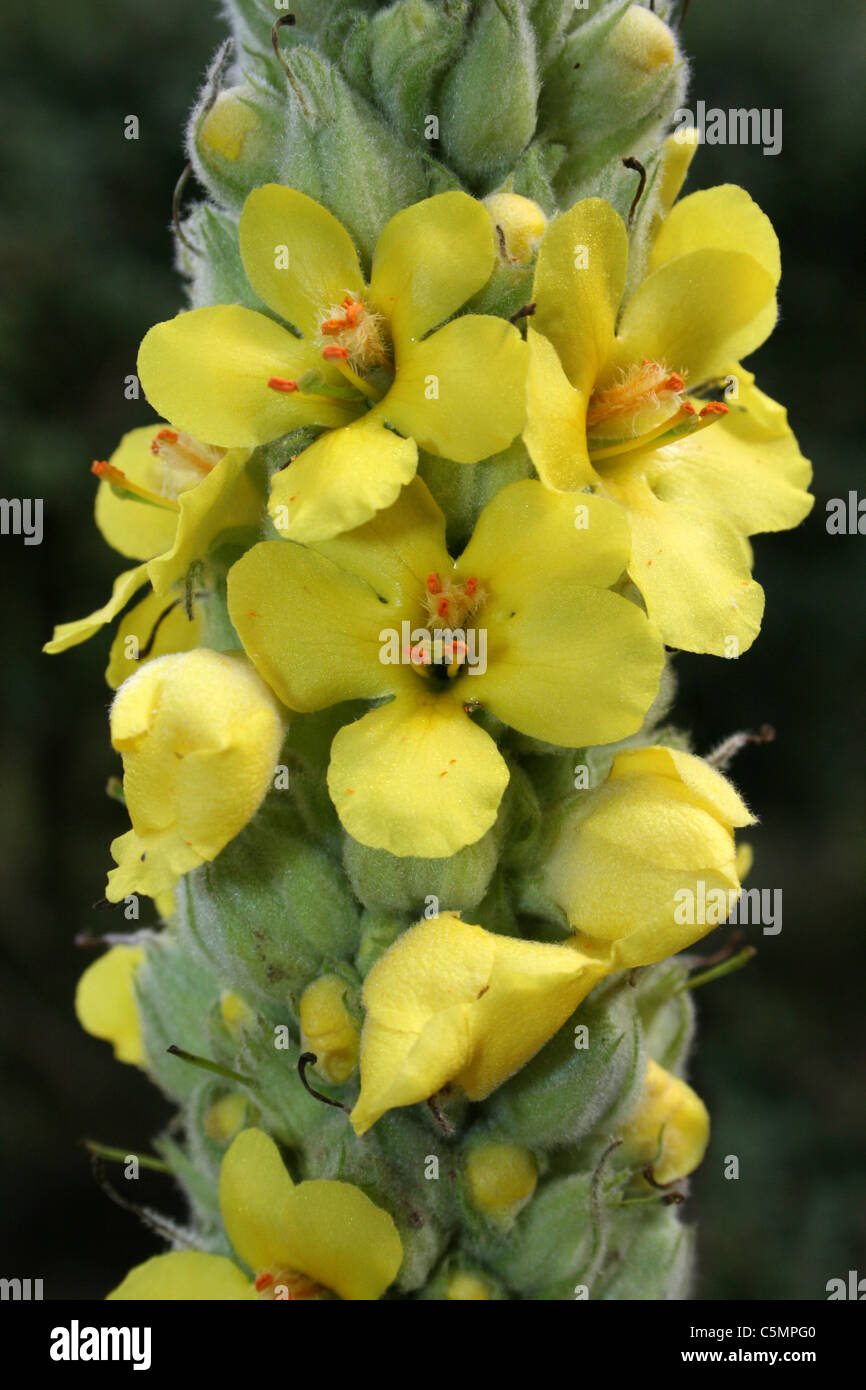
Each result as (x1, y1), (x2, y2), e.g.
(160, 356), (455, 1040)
(620, 1059), (710, 1185)
(204, 1092), (250, 1144)
(488, 1172), (601, 1298)
(276, 48), (427, 264)
(542, 3), (686, 199)
(192, 87), (282, 210)
(464, 1141), (537, 1219)
(594, 1202), (694, 1299)
(75, 946), (145, 1067)
(368, 0), (468, 138)
(105, 650), (285, 905)
(446, 1269), (496, 1300)
(299, 974), (360, 1083)
(539, 746), (755, 968)
(483, 192), (547, 267)
(439, 0), (539, 181)
(343, 829), (499, 915)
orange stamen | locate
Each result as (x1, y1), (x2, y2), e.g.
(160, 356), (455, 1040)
(426, 573), (441, 594)
(268, 376), (299, 393)
(320, 317), (347, 335)
(255, 1272), (274, 1292)
(91, 459), (181, 510)
(322, 345), (350, 360)
(150, 428), (179, 454)
(465, 577), (477, 596)
(437, 597), (449, 618)
(699, 401), (729, 418)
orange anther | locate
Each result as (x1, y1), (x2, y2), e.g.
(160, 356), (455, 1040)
(343, 300), (364, 325)
(465, 577), (477, 595)
(322, 345), (350, 360)
(426, 573), (441, 594)
(255, 1272), (274, 1291)
(320, 317), (347, 335)
(268, 376), (299, 393)
(664, 373), (685, 393)
(699, 401), (729, 417)
(437, 597), (449, 618)
(91, 460), (110, 478)
(681, 401), (696, 416)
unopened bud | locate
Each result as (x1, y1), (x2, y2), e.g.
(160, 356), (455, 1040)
(299, 974), (360, 1084)
(483, 192), (547, 266)
(464, 1142), (537, 1218)
(620, 1059), (710, 1184)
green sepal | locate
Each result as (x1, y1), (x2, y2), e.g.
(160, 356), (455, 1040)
(135, 932), (223, 1104)
(485, 983), (646, 1150)
(175, 792), (361, 1007)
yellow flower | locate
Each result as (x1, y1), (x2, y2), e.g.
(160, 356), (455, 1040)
(227, 477), (664, 858)
(108, 1127), (402, 1300)
(525, 192), (812, 655)
(299, 975), (360, 1084)
(541, 745), (755, 967)
(138, 186), (527, 543)
(74, 945), (145, 1067)
(105, 650), (285, 903)
(43, 424), (260, 661)
(620, 1059), (710, 1184)
(349, 912), (610, 1135)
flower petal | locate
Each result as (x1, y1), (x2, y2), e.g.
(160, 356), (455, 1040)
(610, 248), (777, 387)
(147, 448), (261, 597)
(94, 425), (180, 561)
(523, 328), (595, 491)
(75, 945), (145, 1067)
(282, 1181), (403, 1301)
(458, 483), (663, 745)
(227, 539), (401, 711)
(239, 184), (365, 337)
(138, 306), (353, 448)
(107, 1251), (254, 1301)
(219, 1128), (296, 1274)
(43, 564), (149, 654)
(645, 372), (813, 536)
(609, 746), (755, 828)
(531, 198), (629, 395)
(350, 914), (608, 1134)
(382, 316), (527, 463)
(369, 191), (495, 349)
(268, 415), (418, 544)
(327, 689), (510, 858)
(105, 651), (285, 902)
(608, 471), (765, 655)
(106, 588), (203, 691)
(459, 479), (631, 592)
(650, 184), (781, 285)
(312, 476), (450, 608)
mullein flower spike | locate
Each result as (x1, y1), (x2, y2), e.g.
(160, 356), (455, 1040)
(54, 0), (811, 1300)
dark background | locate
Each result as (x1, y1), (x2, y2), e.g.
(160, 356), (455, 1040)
(0, 0), (863, 1299)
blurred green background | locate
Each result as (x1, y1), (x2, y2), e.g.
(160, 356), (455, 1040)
(0, 0), (862, 1299)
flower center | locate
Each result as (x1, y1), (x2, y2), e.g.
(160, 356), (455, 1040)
(254, 1268), (331, 1301)
(407, 573), (488, 682)
(586, 360), (729, 465)
(319, 295), (393, 376)
(91, 430), (224, 512)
